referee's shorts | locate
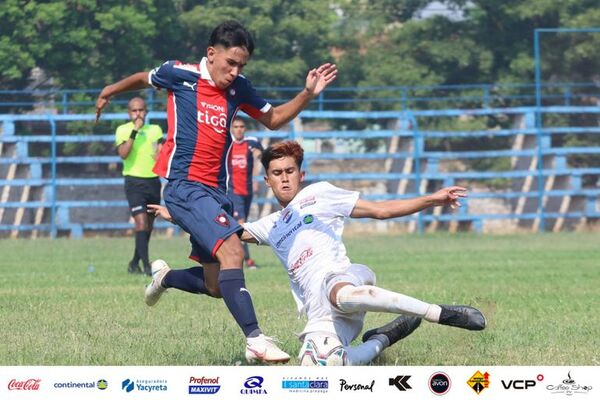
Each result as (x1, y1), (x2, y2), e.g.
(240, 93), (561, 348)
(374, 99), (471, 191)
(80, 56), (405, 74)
(124, 176), (161, 216)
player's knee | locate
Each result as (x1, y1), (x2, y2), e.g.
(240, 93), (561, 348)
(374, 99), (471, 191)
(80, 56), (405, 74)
(205, 284), (222, 298)
(216, 241), (244, 266)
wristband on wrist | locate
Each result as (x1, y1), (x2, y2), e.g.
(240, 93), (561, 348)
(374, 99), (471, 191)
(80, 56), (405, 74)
(130, 130), (138, 139)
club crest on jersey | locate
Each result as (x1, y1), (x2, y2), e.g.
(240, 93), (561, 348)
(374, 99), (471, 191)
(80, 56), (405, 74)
(282, 209), (293, 224)
(303, 215), (314, 224)
(214, 213), (230, 227)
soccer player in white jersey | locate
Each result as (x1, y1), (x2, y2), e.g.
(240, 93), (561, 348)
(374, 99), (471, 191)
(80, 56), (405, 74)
(147, 140), (486, 365)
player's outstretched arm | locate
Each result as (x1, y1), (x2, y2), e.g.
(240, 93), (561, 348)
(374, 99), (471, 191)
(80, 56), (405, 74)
(257, 63), (337, 130)
(95, 72), (150, 122)
(350, 186), (468, 219)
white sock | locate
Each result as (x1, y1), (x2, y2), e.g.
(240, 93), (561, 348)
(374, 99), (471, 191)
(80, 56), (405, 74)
(344, 340), (385, 366)
(336, 285), (442, 322)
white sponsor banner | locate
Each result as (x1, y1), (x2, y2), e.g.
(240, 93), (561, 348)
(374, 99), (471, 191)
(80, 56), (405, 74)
(0, 366), (595, 400)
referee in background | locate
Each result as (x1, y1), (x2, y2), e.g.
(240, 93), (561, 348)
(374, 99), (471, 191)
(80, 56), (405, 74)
(115, 97), (163, 275)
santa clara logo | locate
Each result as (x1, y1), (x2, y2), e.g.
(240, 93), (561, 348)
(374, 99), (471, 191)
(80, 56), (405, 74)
(467, 371), (490, 394)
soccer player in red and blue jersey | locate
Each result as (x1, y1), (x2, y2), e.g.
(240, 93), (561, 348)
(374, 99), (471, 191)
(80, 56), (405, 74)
(227, 117), (263, 269)
(95, 20), (337, 363)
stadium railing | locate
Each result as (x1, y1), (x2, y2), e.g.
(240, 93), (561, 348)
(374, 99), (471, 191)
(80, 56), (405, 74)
(1, 106), (599, 238)
(1, 82), (599, 114)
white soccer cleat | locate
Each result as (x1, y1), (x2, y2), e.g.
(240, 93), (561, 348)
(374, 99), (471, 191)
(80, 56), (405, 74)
(144, 259), (171, 306)
(245, 334), (291, 364)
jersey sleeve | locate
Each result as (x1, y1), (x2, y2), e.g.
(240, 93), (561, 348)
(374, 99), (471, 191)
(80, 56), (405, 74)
(247, 137), (264, 153)
(115, 124), (131, 146)
(148, 60), (179, 90)
(243, 212), (279, 246)
(317, 182), (360, 218)
(238, 77), (272, 120)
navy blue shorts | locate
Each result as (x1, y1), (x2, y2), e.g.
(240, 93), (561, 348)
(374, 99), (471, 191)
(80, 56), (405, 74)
(163, 179), (242, 263)
(227, 193), (253, 221)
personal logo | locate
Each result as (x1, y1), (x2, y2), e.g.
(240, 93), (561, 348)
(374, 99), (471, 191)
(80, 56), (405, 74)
(189, 376), (220, 395)
(389, 375), (412, 391)
(214, 213), (230, 227)
(339, 378), (374, 392)
(303, 214), (314, 224)
(546, 371), (592, 396)
(282, 377), (329, 393)
(282, 209), (293, 224)
(241, 376), (267, 395)
(97, 379), (108, 390)
(429, 372), (451, 395)
(8, 378), (41, 391)
(467, 371), (490, 394)
(501, 374), (543, 390)
(121, 378), (167, 393)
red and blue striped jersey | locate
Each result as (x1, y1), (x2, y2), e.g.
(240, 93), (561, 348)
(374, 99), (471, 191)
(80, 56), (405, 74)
(228, 137), (264, 196)
(149, 58), (271, 189)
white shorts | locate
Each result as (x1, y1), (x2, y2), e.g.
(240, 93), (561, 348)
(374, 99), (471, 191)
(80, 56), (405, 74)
(298, 263), (376, 346)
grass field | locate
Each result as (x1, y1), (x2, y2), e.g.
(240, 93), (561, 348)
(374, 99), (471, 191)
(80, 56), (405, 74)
(1, 233), (598, 366)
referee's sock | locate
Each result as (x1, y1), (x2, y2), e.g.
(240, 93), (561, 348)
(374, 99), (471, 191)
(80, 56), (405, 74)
(135, 230), (151, 270)
(218, 269), (261, 338)
(163, 267), (210, 295)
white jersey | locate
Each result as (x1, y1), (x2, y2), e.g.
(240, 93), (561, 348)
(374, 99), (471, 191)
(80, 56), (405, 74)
(244, 182), (359, 317)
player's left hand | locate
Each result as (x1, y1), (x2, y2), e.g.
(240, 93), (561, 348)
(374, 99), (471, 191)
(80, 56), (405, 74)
(430, 186), (468, 209)
(305, 63), (337, 98)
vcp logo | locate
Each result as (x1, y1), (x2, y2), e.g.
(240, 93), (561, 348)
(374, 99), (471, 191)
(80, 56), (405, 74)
(501, 374), (543, 390)
(241, 376), (267, 395)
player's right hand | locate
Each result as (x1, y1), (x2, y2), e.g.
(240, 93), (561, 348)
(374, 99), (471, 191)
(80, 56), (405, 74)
(95, 91), (110, 123)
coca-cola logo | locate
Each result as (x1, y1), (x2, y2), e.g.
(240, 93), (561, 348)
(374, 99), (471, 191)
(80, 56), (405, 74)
(8, 378), (42, 391)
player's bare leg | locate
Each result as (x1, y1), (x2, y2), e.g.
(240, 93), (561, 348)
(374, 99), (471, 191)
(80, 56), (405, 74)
(332, 283), (486, 331)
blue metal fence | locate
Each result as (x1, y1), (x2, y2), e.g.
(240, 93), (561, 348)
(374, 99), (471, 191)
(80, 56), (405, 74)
(1, 106), (599, 237)
(2, 81), (599, 114)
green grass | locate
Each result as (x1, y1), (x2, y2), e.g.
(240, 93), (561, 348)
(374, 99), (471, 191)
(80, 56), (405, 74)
(1, 233), (599, 365)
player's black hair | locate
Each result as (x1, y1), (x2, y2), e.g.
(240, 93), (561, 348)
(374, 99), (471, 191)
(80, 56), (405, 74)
(209, 21), (255, 55)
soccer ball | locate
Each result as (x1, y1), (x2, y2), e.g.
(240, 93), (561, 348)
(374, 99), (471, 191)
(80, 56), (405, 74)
(299, 335), (347, 366)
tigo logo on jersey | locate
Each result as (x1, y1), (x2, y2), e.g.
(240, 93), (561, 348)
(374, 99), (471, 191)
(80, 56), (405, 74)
(198, 102), (226, 134)
(429, 372), (451, 395)
(241, 376), (267, 395)
(189, 376), (220, 394)
(467, 371), (490, 394)
(121, 378), (167, 393)
(8, 378), (41, 391)
(282, 377), (329, 393)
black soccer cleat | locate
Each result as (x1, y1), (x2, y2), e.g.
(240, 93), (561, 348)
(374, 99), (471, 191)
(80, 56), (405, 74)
(362, 315), (422, 346)
(438, 305), (486, 331)
(128, 261), (142, 274)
